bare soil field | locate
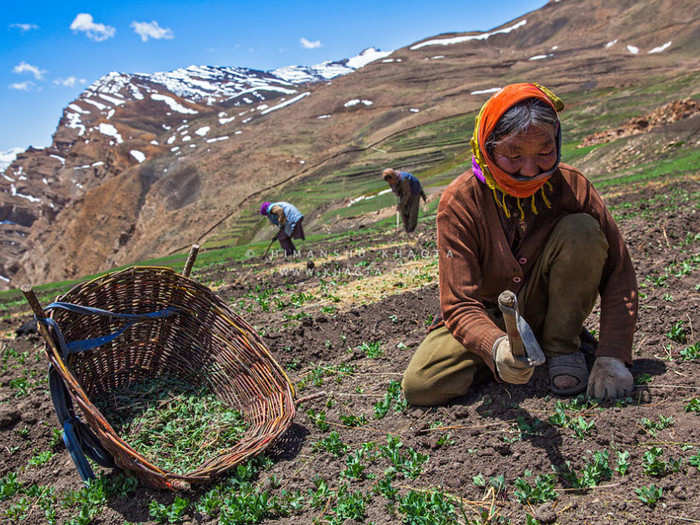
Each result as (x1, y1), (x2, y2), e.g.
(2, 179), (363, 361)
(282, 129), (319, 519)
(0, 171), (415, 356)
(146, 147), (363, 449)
(0, 177), (698, 524)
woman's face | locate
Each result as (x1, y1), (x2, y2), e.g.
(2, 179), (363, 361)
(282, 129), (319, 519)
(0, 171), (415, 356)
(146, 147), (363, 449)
(492, 124), (557, 178)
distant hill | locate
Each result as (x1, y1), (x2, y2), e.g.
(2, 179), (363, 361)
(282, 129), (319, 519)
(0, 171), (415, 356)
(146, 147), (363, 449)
(1, 0), (698, 289)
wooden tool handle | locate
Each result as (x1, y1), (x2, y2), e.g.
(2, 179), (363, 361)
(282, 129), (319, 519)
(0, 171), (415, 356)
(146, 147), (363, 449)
(497, 290), (525, 358)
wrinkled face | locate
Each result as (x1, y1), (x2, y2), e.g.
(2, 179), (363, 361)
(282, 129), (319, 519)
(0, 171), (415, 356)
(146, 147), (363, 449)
(492, 124), (558, 178)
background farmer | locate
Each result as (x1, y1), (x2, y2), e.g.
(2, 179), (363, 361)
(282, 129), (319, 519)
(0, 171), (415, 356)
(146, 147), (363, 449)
(260, 201), (305, 256)
(402, 83), (638, 406)
(382, 168), (427, 233)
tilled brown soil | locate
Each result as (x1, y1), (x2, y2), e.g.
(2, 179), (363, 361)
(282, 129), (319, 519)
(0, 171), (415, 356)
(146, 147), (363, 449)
(0, 179), (698, 524)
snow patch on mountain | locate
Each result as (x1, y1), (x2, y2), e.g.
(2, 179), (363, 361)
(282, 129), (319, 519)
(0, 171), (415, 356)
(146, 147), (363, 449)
(151, 94), (199, 114)
(648, 41), (671, 54)
(130, 150), (146, 163)
(346, 48), (392, 68)
(344, 99), (373, 108)
(0, 148), (24, 171)
(260, 92), (310, 115)
(410, 20), (527, 49)
(98, 123), (123, 143)
(272, 48), (391, 83)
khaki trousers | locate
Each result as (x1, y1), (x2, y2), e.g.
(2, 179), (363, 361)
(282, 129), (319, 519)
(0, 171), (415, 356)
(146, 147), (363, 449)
(402, 213), (608, 406)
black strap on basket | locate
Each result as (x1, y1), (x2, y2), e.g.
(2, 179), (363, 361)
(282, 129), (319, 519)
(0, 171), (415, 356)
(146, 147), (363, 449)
(37, 302), (180, 483)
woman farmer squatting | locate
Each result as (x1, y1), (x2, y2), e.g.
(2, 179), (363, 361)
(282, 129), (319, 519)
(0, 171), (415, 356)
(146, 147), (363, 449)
(402, 83), (638, 406)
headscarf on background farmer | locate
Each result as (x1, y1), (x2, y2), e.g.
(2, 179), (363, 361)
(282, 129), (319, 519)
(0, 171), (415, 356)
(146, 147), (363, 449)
(401, 82), (638, 406)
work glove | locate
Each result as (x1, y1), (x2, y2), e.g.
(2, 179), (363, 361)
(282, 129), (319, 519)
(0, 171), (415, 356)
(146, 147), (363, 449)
(492, 336), (534, 384)
(586, 356), (634, 400)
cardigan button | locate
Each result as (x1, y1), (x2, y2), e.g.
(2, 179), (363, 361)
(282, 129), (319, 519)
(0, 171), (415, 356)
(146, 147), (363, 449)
(512, 276), (522, 284)
(518, 257), (527, 265)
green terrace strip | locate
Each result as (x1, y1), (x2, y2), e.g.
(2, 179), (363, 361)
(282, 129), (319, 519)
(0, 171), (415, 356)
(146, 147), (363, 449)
(95, 376), (249, 475)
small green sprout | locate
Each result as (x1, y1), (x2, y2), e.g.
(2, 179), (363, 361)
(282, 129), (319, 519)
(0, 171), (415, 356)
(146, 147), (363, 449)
(635, 484), (663, 507)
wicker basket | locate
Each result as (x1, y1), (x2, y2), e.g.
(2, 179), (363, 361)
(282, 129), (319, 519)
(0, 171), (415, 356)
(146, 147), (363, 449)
(40, 266), (296, 490)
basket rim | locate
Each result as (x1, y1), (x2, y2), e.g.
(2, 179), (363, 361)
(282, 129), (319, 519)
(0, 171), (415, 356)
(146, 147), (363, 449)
(43, 265), (296, 486)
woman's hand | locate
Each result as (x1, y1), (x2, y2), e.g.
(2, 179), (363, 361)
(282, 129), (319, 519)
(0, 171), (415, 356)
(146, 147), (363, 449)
(493, 336), (534, 384)
(587, 356), (633, 400)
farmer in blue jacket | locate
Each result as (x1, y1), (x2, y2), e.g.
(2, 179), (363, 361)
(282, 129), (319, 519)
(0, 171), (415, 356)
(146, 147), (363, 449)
(383, 168), (427, 233)
(260, 201), (305, 256)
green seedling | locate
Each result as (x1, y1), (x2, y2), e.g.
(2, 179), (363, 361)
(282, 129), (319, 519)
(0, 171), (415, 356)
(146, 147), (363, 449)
(634, 373), (652, 385)
(9, 377), (30, 397)
(429, 421), (455, 447)
(689, 453), (700, 471)
(339, 414), (368, 427)
(358, 341), (383, 358)
(397, 490), (458, 524)
(62, 477), (108, 525)
(149, 496), (190, 524)
(342, 449), (370, 480)
(374, 472), (398, 502)
(307, 478), (335, 510)
(5, 497), (31, 522)
(312, 431), (348, 457)
(680, 342), (700, 361)
(686, 398), (700, 413)
(562, 395), (597, 411)
(555, 450), (612, 489)
(472, 473), (486, 488)
(513, 471), (558, 504)
(329, 484), (367, 524)
(548, 403), (569, 427)
(616, 450), (631, 475)
(667, 320), (687, 343)
(640, 415), (675, 436)
(374, 380), (407, 419)
(635, 484), (663, 507)
(580, 450), (612, 487)
(380, 435), (429, 480)
(641, 447), (681, 477)
(28, 450), (55, 467)
(306, 409), (330, 431)
(0, 472), (21, 500)
(50, 428), (63, 448)
(570, 416), (596, 439)
(489, 474), (507, 496)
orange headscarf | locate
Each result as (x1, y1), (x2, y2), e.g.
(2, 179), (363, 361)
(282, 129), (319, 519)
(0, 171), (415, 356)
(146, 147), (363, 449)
(471, 83), (564, 202)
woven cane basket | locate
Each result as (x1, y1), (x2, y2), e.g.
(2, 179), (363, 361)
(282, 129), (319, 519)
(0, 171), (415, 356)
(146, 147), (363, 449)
(44, 266), (296, 490)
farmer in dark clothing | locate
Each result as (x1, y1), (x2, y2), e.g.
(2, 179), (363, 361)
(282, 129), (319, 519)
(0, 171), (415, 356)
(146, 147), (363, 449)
(383, 168), (427, 233)
(260, 201), (305, 256)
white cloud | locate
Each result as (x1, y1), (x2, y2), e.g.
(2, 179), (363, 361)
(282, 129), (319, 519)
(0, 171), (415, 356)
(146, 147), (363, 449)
(10, 23), (39, 32)
(10, 81), (33, 91)
(13, 61), (44, 80)
(70, 13), (115, 42)
(54, 76), (87, 87)
(130, 20), (174, 42)
(300, 37), (321, 49)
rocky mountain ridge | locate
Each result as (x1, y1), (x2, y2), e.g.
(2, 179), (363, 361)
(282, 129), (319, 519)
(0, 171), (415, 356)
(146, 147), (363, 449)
(1, 0), (698, 289)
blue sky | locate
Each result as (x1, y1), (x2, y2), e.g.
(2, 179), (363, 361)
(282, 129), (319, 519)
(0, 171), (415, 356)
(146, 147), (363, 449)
(1, 0), (546, 154)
